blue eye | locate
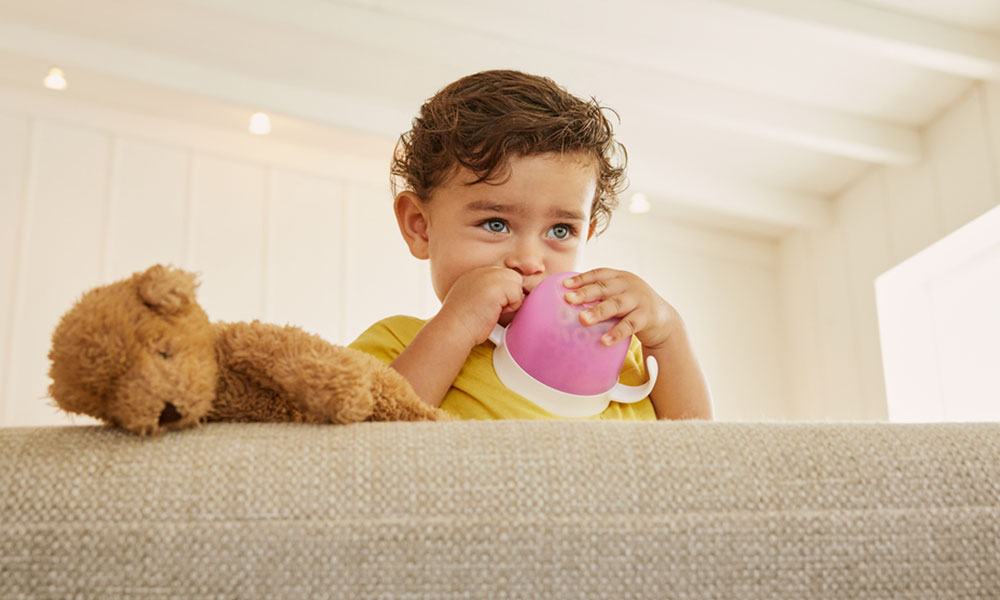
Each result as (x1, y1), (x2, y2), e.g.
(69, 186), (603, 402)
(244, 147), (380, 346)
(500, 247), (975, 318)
(548, 224), (574, 240)
(481, 219), (508, 234)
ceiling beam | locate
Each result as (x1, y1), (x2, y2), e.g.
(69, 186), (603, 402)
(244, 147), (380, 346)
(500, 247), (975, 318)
(713, 0), (1000, 81)
(615, 77), (921, 167)
(628, 158), (832, 231)
(0, 20), (414, 140)
(182, 0), (923, 166)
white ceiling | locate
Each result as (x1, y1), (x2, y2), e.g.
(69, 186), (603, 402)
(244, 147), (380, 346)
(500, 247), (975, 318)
(2, 0), (999, 237)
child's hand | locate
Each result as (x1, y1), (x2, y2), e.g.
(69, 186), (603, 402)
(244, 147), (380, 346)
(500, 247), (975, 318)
(564, 268), (713, 420)
(562, 269), (679, 350)
(436, 266), (525, 348)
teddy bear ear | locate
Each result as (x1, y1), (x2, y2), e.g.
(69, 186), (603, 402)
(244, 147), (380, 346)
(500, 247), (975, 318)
(137, 264), (198, 314)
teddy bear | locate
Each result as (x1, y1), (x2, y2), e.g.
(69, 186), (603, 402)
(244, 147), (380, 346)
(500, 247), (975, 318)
(47, 264), (450, 435)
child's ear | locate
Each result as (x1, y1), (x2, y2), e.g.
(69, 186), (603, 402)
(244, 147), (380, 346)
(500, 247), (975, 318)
(394, 191), (431, 260)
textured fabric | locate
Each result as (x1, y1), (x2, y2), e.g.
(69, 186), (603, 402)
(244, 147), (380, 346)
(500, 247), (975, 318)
(349, 315), (657, 420)
(2, 421), (999, 599)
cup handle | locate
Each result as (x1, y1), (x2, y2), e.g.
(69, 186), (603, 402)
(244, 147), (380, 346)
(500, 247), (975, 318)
(488, 324), (505, 346)
(609, 356), (658, 404)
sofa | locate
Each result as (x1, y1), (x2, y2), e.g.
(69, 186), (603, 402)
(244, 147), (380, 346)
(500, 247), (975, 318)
(1, 420), (998, 599)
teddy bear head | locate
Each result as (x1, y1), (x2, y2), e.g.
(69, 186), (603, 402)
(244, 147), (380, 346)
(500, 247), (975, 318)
(48, 265), (219, 435)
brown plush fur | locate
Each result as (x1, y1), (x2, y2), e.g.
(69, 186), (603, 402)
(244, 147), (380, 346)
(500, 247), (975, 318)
(48, 264), (450, 435)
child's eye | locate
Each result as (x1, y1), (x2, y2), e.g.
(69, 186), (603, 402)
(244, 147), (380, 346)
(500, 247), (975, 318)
(547, 224), (576, 240)
(480, 218), (509, 234)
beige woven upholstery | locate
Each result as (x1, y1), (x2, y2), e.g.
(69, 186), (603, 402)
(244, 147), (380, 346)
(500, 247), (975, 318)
(2, 421), (999, 598)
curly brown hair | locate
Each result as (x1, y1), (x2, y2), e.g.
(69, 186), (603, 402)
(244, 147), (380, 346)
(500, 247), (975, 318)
(390, 70), (628, 235)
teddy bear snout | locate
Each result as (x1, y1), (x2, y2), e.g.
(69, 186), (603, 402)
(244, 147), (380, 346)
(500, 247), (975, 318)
(159, 402), (183, 425)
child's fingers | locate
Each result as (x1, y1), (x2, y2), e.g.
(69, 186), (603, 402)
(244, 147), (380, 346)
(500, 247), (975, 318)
(564, 274), (628, 304)
(501, 277), (526, 313)
(562, 268), (619, 290)
(600, 313), (645, 346)
(563, 268), (659, 345)
(579, 293), (638, 325)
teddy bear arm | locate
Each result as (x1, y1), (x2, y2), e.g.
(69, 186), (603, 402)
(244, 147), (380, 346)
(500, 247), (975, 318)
(217, 321), (452, 423)
(217, 321), (381, 423)
(368, 365), (454, 422)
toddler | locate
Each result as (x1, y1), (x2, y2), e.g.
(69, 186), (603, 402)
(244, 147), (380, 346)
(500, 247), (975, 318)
(350, 70), (712, 421)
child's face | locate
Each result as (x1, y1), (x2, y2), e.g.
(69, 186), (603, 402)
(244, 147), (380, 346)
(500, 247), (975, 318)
(401, 152), (596, 310)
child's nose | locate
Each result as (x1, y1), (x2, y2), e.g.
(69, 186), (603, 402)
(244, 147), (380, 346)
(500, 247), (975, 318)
(504, 241), (544, 276)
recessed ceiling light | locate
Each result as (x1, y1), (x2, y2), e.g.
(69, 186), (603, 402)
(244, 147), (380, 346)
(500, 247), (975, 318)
(628, 192), (651, 214)
(44, 67), (67, 91)
(249, 112), (271, 135)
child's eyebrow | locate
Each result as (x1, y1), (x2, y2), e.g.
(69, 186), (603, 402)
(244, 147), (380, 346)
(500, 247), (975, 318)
(465, 199), (585, 221)
(465, 200), (512, 214)
(548, 208), (587, 221)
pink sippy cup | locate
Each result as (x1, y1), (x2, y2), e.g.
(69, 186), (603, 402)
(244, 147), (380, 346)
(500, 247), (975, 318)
(488, 271), (658, 417)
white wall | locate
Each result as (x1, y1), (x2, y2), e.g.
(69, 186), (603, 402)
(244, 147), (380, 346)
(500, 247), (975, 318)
(0, 86), (787, 427)
(876, 204), (1000, 422)
(779, 82), (1000, 421)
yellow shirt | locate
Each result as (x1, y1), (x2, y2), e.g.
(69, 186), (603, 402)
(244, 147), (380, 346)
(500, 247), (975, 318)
(349, 315), (657, 421)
